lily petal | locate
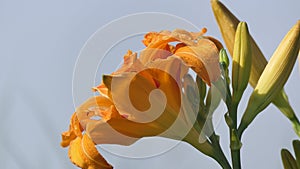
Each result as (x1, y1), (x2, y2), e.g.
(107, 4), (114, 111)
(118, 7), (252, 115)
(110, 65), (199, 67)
(61, 113), (83, 147)
(68, 134), (113, 169)
(61, 112), (113, 169)
(140, 29), (221, 85)
(174, 38), (221, 85)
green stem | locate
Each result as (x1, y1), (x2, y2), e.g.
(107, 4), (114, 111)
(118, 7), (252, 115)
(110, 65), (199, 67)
(187, 123), (231, 169)
(191, 139), (231, 169)
(210, 132), (232, 169)
(231, 150), (241, 169)
(229, 102), (242, 169)
(215, 151), (232, 169)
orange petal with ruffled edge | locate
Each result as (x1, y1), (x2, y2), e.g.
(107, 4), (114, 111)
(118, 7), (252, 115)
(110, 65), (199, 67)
(140, 29), (197, 64)
(61, 112), (83, 147)
(92, 50), (144, 96)
(74, 95), (138, 145)
(113, 50), (144, 74)
(140, 29), (220, 85)
(61, 112), (113, 169)
(68, 134), (113, 169)
(75, 96), (115, 127)
(174, 38), (221, 85)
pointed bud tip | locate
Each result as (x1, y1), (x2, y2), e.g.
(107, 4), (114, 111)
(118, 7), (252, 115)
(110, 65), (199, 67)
(210, 0), (221, 7)
(219, 48), (230, 68)
(240, 21), (246, 25)
(295, 20), (300, 30)
(238, 21), (248, 30)
(293, 139), (300, 146)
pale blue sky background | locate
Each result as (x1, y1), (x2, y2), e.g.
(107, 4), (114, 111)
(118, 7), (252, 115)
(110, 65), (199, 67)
(0, 0), (300, 168)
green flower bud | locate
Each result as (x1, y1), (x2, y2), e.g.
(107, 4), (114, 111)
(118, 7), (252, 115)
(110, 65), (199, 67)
(211, 0), (300, 136)
(210, 0), (266, 87)
(231, 22), (252, 105)
(218, 49), (231, 85)
(238, 21), (300, 136)
(219, 48), (229, 69)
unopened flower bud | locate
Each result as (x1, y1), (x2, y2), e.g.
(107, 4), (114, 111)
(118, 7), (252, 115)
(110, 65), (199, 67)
(219, 48), (229, 69)
(211, 0), (300, 136)
(238, 21), (300, 136)
(211, 0), (266, 87)
(231, 22), (252, 105)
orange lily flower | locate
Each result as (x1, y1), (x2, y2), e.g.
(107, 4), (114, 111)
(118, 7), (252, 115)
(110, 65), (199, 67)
(62, 28), (223, 169)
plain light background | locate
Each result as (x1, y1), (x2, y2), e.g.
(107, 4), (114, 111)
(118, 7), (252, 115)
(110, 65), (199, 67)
(0, 0), (299, 168)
